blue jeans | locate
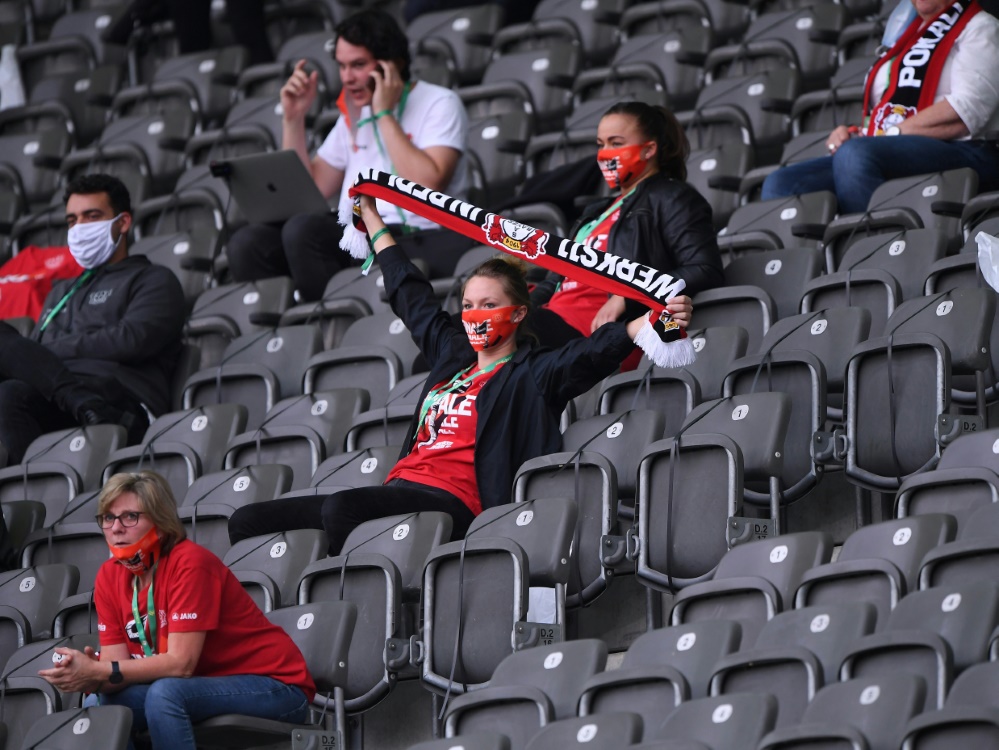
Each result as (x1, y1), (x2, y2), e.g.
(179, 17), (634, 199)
(86, 675), (309, 750)
(761, 136), (999, 215)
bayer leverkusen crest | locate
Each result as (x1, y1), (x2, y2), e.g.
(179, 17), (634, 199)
(482, 214), (549, 260)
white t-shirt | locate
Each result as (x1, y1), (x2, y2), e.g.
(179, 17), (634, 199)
(316, 80), (469, 230)
(870, 10), (999, 138)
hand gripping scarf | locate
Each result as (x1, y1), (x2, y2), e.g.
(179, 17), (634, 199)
(338, 168), (696, 368)
(863, 0), (980, 136)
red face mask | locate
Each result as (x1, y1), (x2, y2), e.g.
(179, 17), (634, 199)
(462, 306), (520, 351)
(597, 143), (651, 191)
(109, 526), (162, 575)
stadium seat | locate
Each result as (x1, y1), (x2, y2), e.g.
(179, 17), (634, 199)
(344, 404), (418, 452)
(0, 563), (79, 667)
(525, 712), (643, 750)
(650, 692), (777, 749)
(407, 4), (505, 86)
(0, 129), (71, 213)
(686, 142), (754, 231)
(721, 246), (824, 321)
(20, 705), (132, 750)
(311, 445), (400, 490)
(408, 734), (511, 750)
(832, 229), (950, 301)
(917, 503), (999, 590)
(597, 366), (699, 440)
(800, 268), (901, 338)
(901, 661), (999, 749)
(718, 191), (835, 255)
(223, 528), (326, 612)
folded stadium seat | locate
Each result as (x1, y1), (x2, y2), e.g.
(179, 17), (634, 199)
(800, 268), (901, 339)
(407, 4), (505, 86)
(837, 18), (886, 62)
(224, 389), (369, 490)
(523, 130), (601, 182)
(0, 425), (126, 525)
(524, 712), (642, 750)
(787, 56), (870, 136)
(668, 531), (833, 644)
(173, 162), (244, 232)
(502, 202), (570, 238)
(689, 286), (776, 355)
(578, 619), (742, 732)
(236, 30), (341, 107)
(738, 133), (839, 203)
(895, 427), (999, 523)
(296, 513), (451, 723)
(840, 580), (999, 711)
(176, 464), (292, 559)
(0, 632), (100, 749)
(501, 0), (625, 66)
(182, 324), (322, 430)
(961, 190), (999, 232)
(717, 191), (836, 255)
(721, 246), (824, 321)
(679, 67), (801, 167)
(185, 276), (296, 368)
(279, 266), (390, 350)
(464, 110), (533, 208)
(111, 46), (248, 129)
(411, 735), (511, 750)
(649, 692), (777, 749)
(52, 587), (97, 638)
(0, 501), (45, 557)
(20, 705), (132, 750)
(708, 601), (878, 728)
(223, 528), (326, 612)
(0, 129), (71, 214)
(664, 326), (750, 403)
(458, 41), (581, 134)
(428, 246), (498, 315)
(310, 444), (400, 490)
(302, 312), (424, 410)
(722, 346), (826, 505)
(191, 601), (356, 748)
(622, 0), (750, 44)
(685, 142), (754, 231)
(19, 517), (109, 596)
(343, 403), (418, 452)
(703, 5), (846, 94)
(0, 564), (79, 670)
(14, 13), (117, 96)
(900, 661), (999, 749)
(102, 403), (248, 499)
(822, 168), (978, 270)
(759, 673), (926, 750)
(597, 365), (699, 439)
(59, 110), (195, 198)
(795, 514), (956, 627)
(831, 228), (949, 301)
(636, 394), (796, 596)
(917, 503), (999, 591)
(573, 30), (709, 113)
(561, 410), (665, 513)
(183, 95), (287, 167)
(442, 639), (608, 749)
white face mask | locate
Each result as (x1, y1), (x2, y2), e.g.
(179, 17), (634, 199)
(67, 214), (123, 269)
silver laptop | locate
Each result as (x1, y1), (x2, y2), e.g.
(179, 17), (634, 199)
(218, 150), (332, 223)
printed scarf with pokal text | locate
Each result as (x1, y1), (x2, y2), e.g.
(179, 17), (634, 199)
(339, 168), (696, 368)
(863, 0), (980, 136)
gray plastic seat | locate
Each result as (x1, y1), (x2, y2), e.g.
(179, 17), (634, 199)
(597, 367), (699, 441)
(834, 229), (949, 302)
(689, 286), (776, 355)
(901, 661), (999, 750)
(525, 712), (643, 750)
(407, 734), (511, 750)
(20, 705), (132, 750)
(311, 445), (400, 490)
(651, 692), (777, 750)
(279, 266), (388, 350)
(722, 247), (824, 321)
(0, 564), (79, 668)
(223, 529), (326, 612)
(344, 403), (419, 452)
(918, 503), (999, 590)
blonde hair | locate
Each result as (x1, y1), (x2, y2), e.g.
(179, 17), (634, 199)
(98, 472), (187, 554)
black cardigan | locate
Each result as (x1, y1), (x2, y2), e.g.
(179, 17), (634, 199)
(379, 245), (637, 511)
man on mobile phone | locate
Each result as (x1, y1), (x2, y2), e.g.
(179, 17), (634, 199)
(227, 8), (471, 301)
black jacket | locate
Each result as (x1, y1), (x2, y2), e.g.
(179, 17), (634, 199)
(32, 255), (185, 416)
(531, 174), (724, 318)
(379, 245), (636, 512)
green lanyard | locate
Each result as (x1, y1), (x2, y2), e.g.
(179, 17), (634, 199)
(414, 355), (512, 441)
(556, 190), (633, 293)
(38, 270), (93, 332)
(356, 83), (412, 229)
(131, 561), (158, 657)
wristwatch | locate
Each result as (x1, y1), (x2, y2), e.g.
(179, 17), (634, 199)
(109, 661), (124, 685)
(885, 125), (901, 136)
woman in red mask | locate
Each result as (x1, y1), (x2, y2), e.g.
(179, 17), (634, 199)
(531, 101), (723, 350)
(227, 195), (693, 555)
(39, 471), (315, 750)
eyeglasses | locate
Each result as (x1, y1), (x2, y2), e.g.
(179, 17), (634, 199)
(96, 511), (145, 529)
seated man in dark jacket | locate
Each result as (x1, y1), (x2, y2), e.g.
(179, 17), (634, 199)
(0, 174), (185, 465)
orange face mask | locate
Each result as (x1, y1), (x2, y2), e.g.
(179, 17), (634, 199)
(109, 526), (162, 575)
(461, 306), (520, 350)
(597, 143), (651, 191)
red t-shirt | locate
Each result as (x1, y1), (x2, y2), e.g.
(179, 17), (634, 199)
(543, 204), (622, 335)
(387, 362), (508, 515)
(95, 540), (316, 701)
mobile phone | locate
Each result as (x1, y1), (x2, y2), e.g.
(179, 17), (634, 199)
(367, 63), (384, 92)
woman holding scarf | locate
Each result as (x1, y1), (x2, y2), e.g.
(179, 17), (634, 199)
(530, 101), (723, 348)
(762, 0), (999, 214)
(228, 194), (694, 556)
(39, 472), (315, 750)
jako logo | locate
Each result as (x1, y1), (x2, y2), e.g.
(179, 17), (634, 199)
(173, 613), (198, 621)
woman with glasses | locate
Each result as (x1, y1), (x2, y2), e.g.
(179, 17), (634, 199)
(38, 471), (315, 750)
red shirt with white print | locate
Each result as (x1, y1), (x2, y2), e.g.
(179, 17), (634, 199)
(94, 539), (315, 700)
(387, 360), (509, 515)
(543, 202), (622, 335)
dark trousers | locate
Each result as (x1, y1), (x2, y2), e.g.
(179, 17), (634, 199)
(0, 324), (147, 464)
(226, 213), (473, 302)
(228, 478), (475, 556)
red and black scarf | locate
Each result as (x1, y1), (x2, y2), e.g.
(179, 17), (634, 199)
(864, 0), (980, 136)
(339, 168), (696, 368)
